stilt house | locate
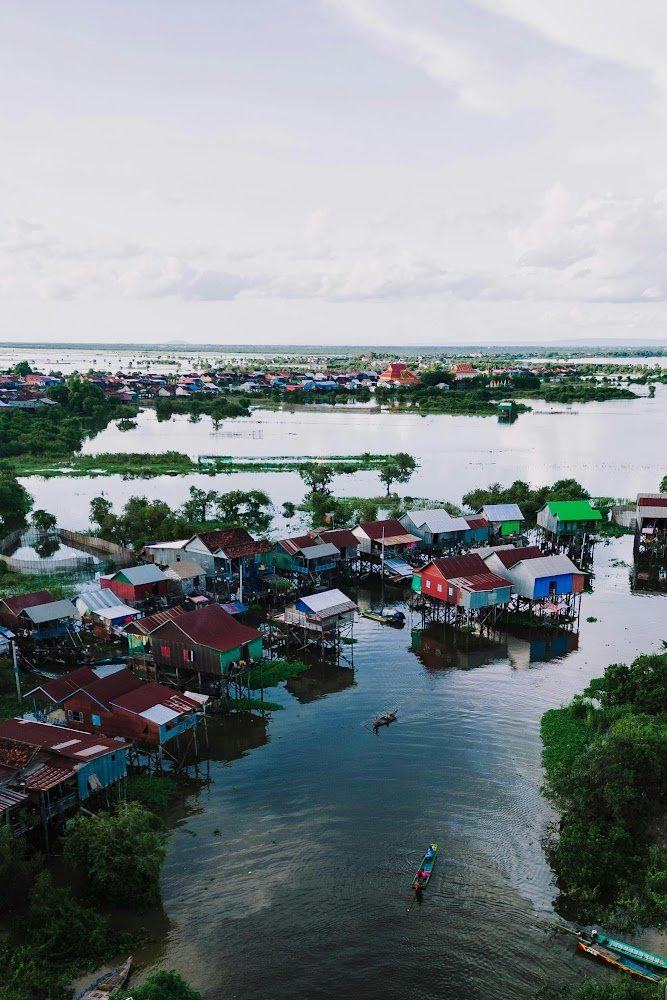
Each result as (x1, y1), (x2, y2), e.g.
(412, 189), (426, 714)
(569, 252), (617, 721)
(412, 554), (512, 609)
(536, 500), (602, 537)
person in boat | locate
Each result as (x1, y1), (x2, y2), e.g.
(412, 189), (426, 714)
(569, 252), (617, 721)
(424, 846), (434, 861)
(416, 869), (428, 884)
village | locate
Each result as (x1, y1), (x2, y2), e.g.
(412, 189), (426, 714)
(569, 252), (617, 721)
(0, 490), (664, 853)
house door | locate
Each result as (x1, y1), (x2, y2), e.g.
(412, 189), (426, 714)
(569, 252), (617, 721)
(549, 580), (557, 595)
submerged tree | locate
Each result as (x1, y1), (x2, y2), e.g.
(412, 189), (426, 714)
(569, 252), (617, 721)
(378, 452), (417, 495)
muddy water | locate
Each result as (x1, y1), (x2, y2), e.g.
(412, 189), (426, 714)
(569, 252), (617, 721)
(118, 536), (667, 1000)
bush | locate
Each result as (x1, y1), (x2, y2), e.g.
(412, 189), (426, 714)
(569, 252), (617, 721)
(63, 802), (167, 908)
(115, 969), (202, 1000)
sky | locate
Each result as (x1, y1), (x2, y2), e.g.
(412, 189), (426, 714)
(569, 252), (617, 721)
(3, 0), (667, 347)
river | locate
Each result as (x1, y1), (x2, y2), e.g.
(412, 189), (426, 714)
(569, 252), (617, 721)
(120, 534), (663, 1000)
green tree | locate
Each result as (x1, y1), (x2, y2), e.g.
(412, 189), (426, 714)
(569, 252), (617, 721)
(12, 361), (32, 377)
(115, 969), (202, 1000)
(181, 486), (219, 523)
(64, 802), (167, 908)
(0, 826), (39, 910)
(298, 463), (336, 496)
(31, 509), (57, 533)
(281, 501), (297, 521)
(0, 464), (33, 531)
(378, 452), (417, 495)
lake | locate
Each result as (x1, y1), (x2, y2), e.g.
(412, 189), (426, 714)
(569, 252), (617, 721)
(23, 385), (667, 533)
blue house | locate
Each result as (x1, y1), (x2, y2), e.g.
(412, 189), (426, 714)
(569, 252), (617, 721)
(482, 547), (586, 600)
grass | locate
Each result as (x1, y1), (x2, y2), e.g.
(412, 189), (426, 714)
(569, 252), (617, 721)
(11, 450), (400, 479)
(218, 697), (283, 711)
(0, 569), (74, 600)
(246, 659), (310, 689)
(126, 774), (180, 810)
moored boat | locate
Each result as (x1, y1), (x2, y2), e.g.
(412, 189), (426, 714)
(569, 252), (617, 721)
(411, 843), (438, 891)
(73, 956), (132, 1000)
(577, 940), (663, 983)
(360, 609), (405, 627)
(592, 931), (667, 971)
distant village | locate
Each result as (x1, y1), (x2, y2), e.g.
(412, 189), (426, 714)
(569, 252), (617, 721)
(0, 358), (579, 408)
(2, 491), (664, 847)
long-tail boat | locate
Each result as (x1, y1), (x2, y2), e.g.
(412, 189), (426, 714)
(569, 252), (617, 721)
(73, 957), (133, 1000)
(592, 931), (667, 972)
(577, 940), (663, 983)
(360, 609), (405, 627)
(411, 843), (438, 891)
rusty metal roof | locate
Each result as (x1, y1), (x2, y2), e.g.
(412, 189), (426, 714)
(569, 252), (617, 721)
(0, 786), (27, 811)
(19, 762), (75, 791)
(493, 546), (543, 569)
(357, 519), (414, 541)
(112, 681), (198, 716)
(25, 666), (99, 704)
(316, 529), (358, 548)
(0, 720), (124, 761)
(192, 528), (272, 558)
(0, 590), (55, 616)
(154, 603), (262, 653)
(448, 572), (513, 593)
(124, 605), (187, 635)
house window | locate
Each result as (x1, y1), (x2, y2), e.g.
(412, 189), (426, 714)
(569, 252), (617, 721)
(448, 587), (454, 596)
(92, 714), (101, 727)
(67, 710), (84, 723)
(160, 645), (170, 658)
(425, 579), (431, 589)
(183, 649), (195, 662)
(437, 583), (442, 593)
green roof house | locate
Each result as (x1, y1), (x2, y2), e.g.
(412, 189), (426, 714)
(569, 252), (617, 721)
(536, 500), (602, 536)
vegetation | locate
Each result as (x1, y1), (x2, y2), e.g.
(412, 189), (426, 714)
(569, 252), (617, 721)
(0, 465), (33, 532)
(378, 452), (417, 494)
(246, 658), (310, 689)
(89, 486), (272, 549)
(31, 509), (57, 533)
(0, 377), (133, 462)
(114, 969), (202, 1000)
(541, 650), (667, 927)
(463, 478), (593, 524)
(64, 802), (167, 908)
(537, 979), (664, 999)
(126, 774), (180, 811)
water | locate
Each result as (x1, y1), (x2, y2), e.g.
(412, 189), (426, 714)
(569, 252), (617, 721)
(125, 536), (665, 1000)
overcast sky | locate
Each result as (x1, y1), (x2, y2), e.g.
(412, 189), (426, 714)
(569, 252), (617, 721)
(3, 0), (667, 346)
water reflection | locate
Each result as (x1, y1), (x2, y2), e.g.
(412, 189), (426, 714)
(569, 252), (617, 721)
(198, 713), (270, 765)
(286, 662), (356, 703)
(504, 626), (579, 670)
(410, 624), (508, 671)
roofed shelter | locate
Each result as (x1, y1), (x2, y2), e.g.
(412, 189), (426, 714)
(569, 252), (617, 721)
(476, 504), (524, 539)
(352, 519), (419, 558)
(101, 565), (169, 606)
(149, 603), (263, 680)
(536, 501), (602, 537)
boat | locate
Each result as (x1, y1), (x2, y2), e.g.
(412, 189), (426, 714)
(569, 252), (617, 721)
(590, 931), (667, 972)
(73, 957), (133, 1000)
(360, 609), (405, 627)
(577, 940), (663, 983)
(411, 843), (438, 891)
(373, 709), (398, 731)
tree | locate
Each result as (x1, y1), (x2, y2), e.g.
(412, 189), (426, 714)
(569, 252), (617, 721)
(12, 361), (32, 377)
(31, 509), (57, 533)
(0, 464), (33, 531)
(116, 970), (202, 1000)
(63, 802), (167, 908)
(282, 501), (296, 521)
(298, 463), (335, 496)
(0, 826), (39, 910)
(378, 452), (417, 494)
(181, 486), (219, 523)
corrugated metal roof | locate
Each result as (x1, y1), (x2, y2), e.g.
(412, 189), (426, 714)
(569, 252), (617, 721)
(316, 529), (358, 548)
(492, 546), (544, 569)
(637, 495), (667, 508)
(77, 589), (125, 612)
(20, 762), (74, 790)
(140, 704), (182, 725)
(0, 590), (55, 616)
(422, 554), (490, 578)
(403, 509), (471, 533)
(299, 542), (340, 560)
(0, 720), (122, 760)
(510, 555), (584, 579)
(448, 572), (513, 593)
(163, 560), (204, 580)
(124, 605), (187, 635)
(24, 666), (99, 704)
(112, 681), (198, 716)
(0, 786), (27, 811)
(80, 669), (143, 709)
(22, 599), (76, 624)
(155, 603), (263, 653)
(117, 565), (168, 586)
(357, 519), (416, 541)
(297, 589), (357, 615)
(94, 604), (140, 621)
(192, 528), (273, 559)
(544, 501), (602, 521)
(477, 504), (525, 521)
(144, 539), (188, 549)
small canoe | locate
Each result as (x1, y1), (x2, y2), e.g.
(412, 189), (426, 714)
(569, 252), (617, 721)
(373, 709), (398, 731)
(360, 610), (405, 627)
(594, 932), (667, 972)
(577, 941), (663, 983)
(412, 843), (438, 891)
(73, 957), (133, 1000)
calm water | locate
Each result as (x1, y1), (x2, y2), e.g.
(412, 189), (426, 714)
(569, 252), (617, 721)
(22, 383), (667, 533)
(120, 536), (666, 1000)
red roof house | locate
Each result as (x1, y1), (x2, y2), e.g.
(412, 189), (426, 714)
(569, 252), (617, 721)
(412, 554), (512, 610)
(377, 362), (420, 385)
(150, 603), (263, 676)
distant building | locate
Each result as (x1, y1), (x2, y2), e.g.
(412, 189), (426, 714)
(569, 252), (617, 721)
(477, 504), (525, 539)
(100, 565), (169, 606)
(352, 519), (420, 556)
(377, 362), (419, 386)
(481, 546), (585, 600)
(412, 554), (512, 610)
(149, 604), (263, 678)
(451, 363), (481, 380)
(400, 509), (489, 549)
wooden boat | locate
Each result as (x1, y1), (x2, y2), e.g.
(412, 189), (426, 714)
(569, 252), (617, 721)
(592, 932), (667, 971)
(360, 609), (405, 627)
(577, 940), (663, 983)
(73, 957), (132, 1000)
(373, 709), (398, 731)
(411, 843), (438, 891)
